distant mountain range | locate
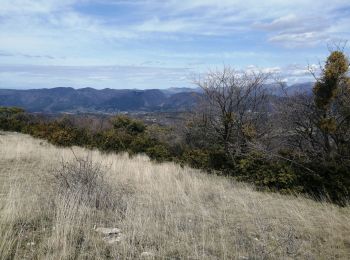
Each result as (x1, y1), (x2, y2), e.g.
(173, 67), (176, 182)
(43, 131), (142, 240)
(0, 87), (202, 113)
(0, 83), (313, 113)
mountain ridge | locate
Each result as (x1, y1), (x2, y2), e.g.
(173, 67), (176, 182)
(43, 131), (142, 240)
(0, 87), (201, 113)
(0, 83), (313, 113)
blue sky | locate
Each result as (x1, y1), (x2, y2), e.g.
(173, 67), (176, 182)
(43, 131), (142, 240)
(0, 0), (349, 89)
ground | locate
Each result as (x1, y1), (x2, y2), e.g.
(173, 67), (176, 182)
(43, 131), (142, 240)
(0, 131), (349, 259)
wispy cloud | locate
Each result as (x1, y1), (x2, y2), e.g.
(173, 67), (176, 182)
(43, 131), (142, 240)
(0, 50), (55, 59)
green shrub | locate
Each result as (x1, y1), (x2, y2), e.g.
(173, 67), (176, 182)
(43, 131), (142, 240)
(0, 107), (27, 131)
(236, 155), (301, 193)
(300, 160), (350, 205)
(208, 150), (232, 170)
(129, 135), (155, 154)
(146, 144), (171, 161)
(98, 130), (125, 152)
(48, 129), (76, 146)
(112, 115), (145, 134)
(182, 149), (210, 169)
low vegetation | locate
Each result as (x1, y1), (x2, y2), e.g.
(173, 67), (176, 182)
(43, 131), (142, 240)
(0, 132), (349, 259)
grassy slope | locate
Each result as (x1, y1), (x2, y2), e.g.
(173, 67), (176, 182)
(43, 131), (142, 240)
(0, 132), (349, 259)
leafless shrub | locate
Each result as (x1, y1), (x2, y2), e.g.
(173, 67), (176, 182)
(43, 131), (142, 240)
(53, 153), (117, 211)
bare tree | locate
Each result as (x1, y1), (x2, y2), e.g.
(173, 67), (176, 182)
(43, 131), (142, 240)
(278, 92), (321, 159)
(193, 66), (270, 159)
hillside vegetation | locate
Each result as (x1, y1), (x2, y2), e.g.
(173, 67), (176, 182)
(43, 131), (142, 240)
(0, 132), (349, 259)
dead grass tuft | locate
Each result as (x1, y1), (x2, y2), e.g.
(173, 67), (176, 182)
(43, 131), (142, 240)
(53, 154), (117, 211)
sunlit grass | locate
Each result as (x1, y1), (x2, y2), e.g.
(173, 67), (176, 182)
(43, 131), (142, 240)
(0, 131), (349, 259)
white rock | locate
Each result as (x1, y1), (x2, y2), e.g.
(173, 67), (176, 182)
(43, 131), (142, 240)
(95, 227), (121, 235)
(141, 251), (155, 258)
(95, 227), (123, 244)
(105, 234), (123, 244)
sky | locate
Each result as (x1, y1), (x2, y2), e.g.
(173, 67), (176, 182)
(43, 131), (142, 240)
(0, 0), (349, 89)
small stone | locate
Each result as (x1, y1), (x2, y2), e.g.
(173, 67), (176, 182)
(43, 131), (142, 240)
(95, 227), (123, 244)
(95, 227), (121, 235)
(141, 251), (155, 258)
(104, 234), (123, 244)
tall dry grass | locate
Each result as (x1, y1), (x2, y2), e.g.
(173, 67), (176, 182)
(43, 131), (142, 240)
(0, 131), (349, 259)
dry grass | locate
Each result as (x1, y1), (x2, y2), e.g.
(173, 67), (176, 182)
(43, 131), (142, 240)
(0, 131), (349, 259)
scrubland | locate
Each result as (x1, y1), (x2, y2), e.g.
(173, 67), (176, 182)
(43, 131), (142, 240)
(0, 132), (349, 259)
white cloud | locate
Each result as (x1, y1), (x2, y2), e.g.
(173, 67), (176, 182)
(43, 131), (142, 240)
(136, 17), (191, 33)
(269, 32), (330, 48)
(0, 0), (78, 15)
(159, 0), (350, 45)
(243, 63), (321, 84)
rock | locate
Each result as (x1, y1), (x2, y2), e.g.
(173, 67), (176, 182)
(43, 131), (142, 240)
(105, 235), (123, 244)
(95, 227), (123, 244)
(140, 251), (155, 258)
(95, 227), (121, 235)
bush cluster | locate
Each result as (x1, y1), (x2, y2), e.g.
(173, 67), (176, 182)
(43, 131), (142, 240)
(0, 107), (349, 205)
(0, 110), (171, 162)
